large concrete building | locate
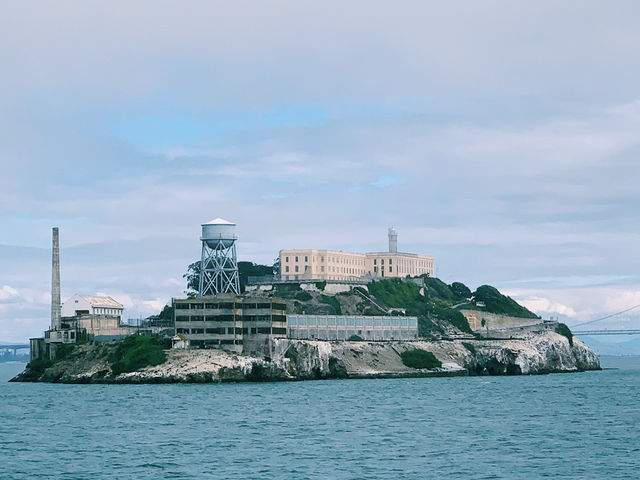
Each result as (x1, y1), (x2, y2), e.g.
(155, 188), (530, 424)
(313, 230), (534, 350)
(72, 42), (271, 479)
(279, 228), (434, 281)
(173, 294), (287, 353)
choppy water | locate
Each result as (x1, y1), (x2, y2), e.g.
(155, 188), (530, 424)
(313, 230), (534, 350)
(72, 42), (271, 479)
(1, 357), (639, 479)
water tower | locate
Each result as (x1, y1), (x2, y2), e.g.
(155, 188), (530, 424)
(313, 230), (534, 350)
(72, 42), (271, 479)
(199, 218), (240, 296)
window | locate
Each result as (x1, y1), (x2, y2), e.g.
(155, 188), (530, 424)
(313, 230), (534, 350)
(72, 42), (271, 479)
(389, 267), (392, 272)
(295, 265), (299, 272)
(305, 256), (308, 262)
(295, 256), (299, 262)
(285, 266), (289, 272)
(381, 259), (384, 264)
(321, 266), (325, 272)
(321, 256), (324, 262)
(374, 266), (378, 273)
(389, 259), (392, 265)
(374, 259), (377, 265)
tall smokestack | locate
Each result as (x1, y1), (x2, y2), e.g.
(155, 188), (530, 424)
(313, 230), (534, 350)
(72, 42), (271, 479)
(51, 227), (61, 330)
(388, 227), (398, 253)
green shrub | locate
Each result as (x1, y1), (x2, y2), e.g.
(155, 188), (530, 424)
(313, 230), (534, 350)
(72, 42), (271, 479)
(319, 295), (342, 315)
(424, 304), (473, 334)
(315, 281), (327, 291)
(54, 343), (76, 360)
(450, 282), (472, 299)
(473, 285), (539, 319)
(400, 349), (442, 369)
(109, 335), (167, 376)
(554, 323), (574, 346)
(26, 357), (53, 377)
(422, 277), (456, 300)
(295, 291), (313, 301)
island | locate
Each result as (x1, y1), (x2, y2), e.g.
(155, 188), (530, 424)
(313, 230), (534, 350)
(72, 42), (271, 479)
(12, 277), (600, 383)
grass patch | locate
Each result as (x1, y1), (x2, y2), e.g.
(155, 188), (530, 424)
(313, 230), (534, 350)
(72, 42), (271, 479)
(400, 349), (442, 369)
(367, 278), (422, 308)
(109, 335), (167, 376)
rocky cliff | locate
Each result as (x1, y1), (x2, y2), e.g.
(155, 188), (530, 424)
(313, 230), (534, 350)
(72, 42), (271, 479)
(12, 325), (599, 384)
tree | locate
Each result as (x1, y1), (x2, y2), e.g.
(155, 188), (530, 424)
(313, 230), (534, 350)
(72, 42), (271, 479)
(183, 260), (201, 296)
(183, 259), (275, 295)
(238, 261), (274, 292)
(450, 282), (472, 299)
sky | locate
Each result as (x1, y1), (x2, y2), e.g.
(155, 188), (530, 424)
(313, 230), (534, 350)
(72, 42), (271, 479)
(1, 1), (640, 342)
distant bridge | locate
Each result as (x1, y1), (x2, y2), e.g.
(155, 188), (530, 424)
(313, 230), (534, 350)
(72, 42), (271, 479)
(0, 344), (30, 356)
(573, 330), (640, 336)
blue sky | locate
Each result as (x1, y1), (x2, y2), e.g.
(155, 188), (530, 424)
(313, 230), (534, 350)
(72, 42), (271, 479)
(1, 1), (640, 342)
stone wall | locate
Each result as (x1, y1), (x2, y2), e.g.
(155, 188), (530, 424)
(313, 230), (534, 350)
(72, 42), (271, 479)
(460, 309), (542, 332)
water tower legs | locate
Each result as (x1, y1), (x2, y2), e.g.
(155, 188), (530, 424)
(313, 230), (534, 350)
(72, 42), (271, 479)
(199, 239), (240, 296)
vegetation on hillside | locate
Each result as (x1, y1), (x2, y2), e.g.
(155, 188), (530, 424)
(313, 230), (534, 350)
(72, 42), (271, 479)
(367, 278), (473, 335)
(473, 285), (539, 319)
(554, 323), (574, 346)
(109, 335), (168, 375)
(400, 349), (442, 369)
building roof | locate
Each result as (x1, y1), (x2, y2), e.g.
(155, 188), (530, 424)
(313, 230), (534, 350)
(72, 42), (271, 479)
(79, 295), (124, 309)
(203, 217), (234, 225)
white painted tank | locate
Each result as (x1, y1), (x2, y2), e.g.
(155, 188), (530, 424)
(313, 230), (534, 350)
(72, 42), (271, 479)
(201, 218), (237, 249)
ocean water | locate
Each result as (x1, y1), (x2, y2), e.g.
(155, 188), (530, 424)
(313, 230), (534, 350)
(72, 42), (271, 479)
(1, 357), (639, 480)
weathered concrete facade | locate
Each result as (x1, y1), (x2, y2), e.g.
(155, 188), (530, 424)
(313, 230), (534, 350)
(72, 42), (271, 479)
(287, 314), (418, 341)
(460, 309), (543, 332)
(173, 295), (287, 353)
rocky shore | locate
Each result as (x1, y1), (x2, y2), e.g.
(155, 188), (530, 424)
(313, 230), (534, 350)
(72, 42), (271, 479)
(11, 326), (600, 384)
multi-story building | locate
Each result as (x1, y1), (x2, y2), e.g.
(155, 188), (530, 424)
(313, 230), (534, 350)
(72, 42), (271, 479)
(173, 294), (287, 353)
(279, 228), (434, 281)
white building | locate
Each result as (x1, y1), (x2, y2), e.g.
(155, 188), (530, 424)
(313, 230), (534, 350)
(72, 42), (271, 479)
(279, 228), (435, 281)
(61, 294), (124, 319)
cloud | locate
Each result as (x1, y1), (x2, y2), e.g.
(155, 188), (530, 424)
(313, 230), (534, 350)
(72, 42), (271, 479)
(2, 2), (640, 341)
(0, 285), (20, 303)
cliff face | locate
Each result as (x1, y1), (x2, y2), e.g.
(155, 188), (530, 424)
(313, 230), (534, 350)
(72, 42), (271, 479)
(12, 328), (599, 384)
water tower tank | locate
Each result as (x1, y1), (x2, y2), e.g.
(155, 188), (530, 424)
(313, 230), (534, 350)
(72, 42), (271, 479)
(201, 218), (237, 250)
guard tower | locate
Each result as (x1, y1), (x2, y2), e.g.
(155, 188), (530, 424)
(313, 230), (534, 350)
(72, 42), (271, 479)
(199, 218), (240, 296)
(388, 227), (398, 253)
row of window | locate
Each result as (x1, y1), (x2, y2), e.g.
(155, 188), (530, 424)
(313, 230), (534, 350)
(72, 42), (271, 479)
(176, 314), (287, 322)
(283, 255), (366, 266)
(94, 307), (120, 315)
(177, 327), (287, 335)
(175, 302), (285, 311)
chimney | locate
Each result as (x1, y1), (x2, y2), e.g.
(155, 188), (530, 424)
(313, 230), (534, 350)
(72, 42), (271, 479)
(51, 227), (61, 330)
(388, 227), (398, 253)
